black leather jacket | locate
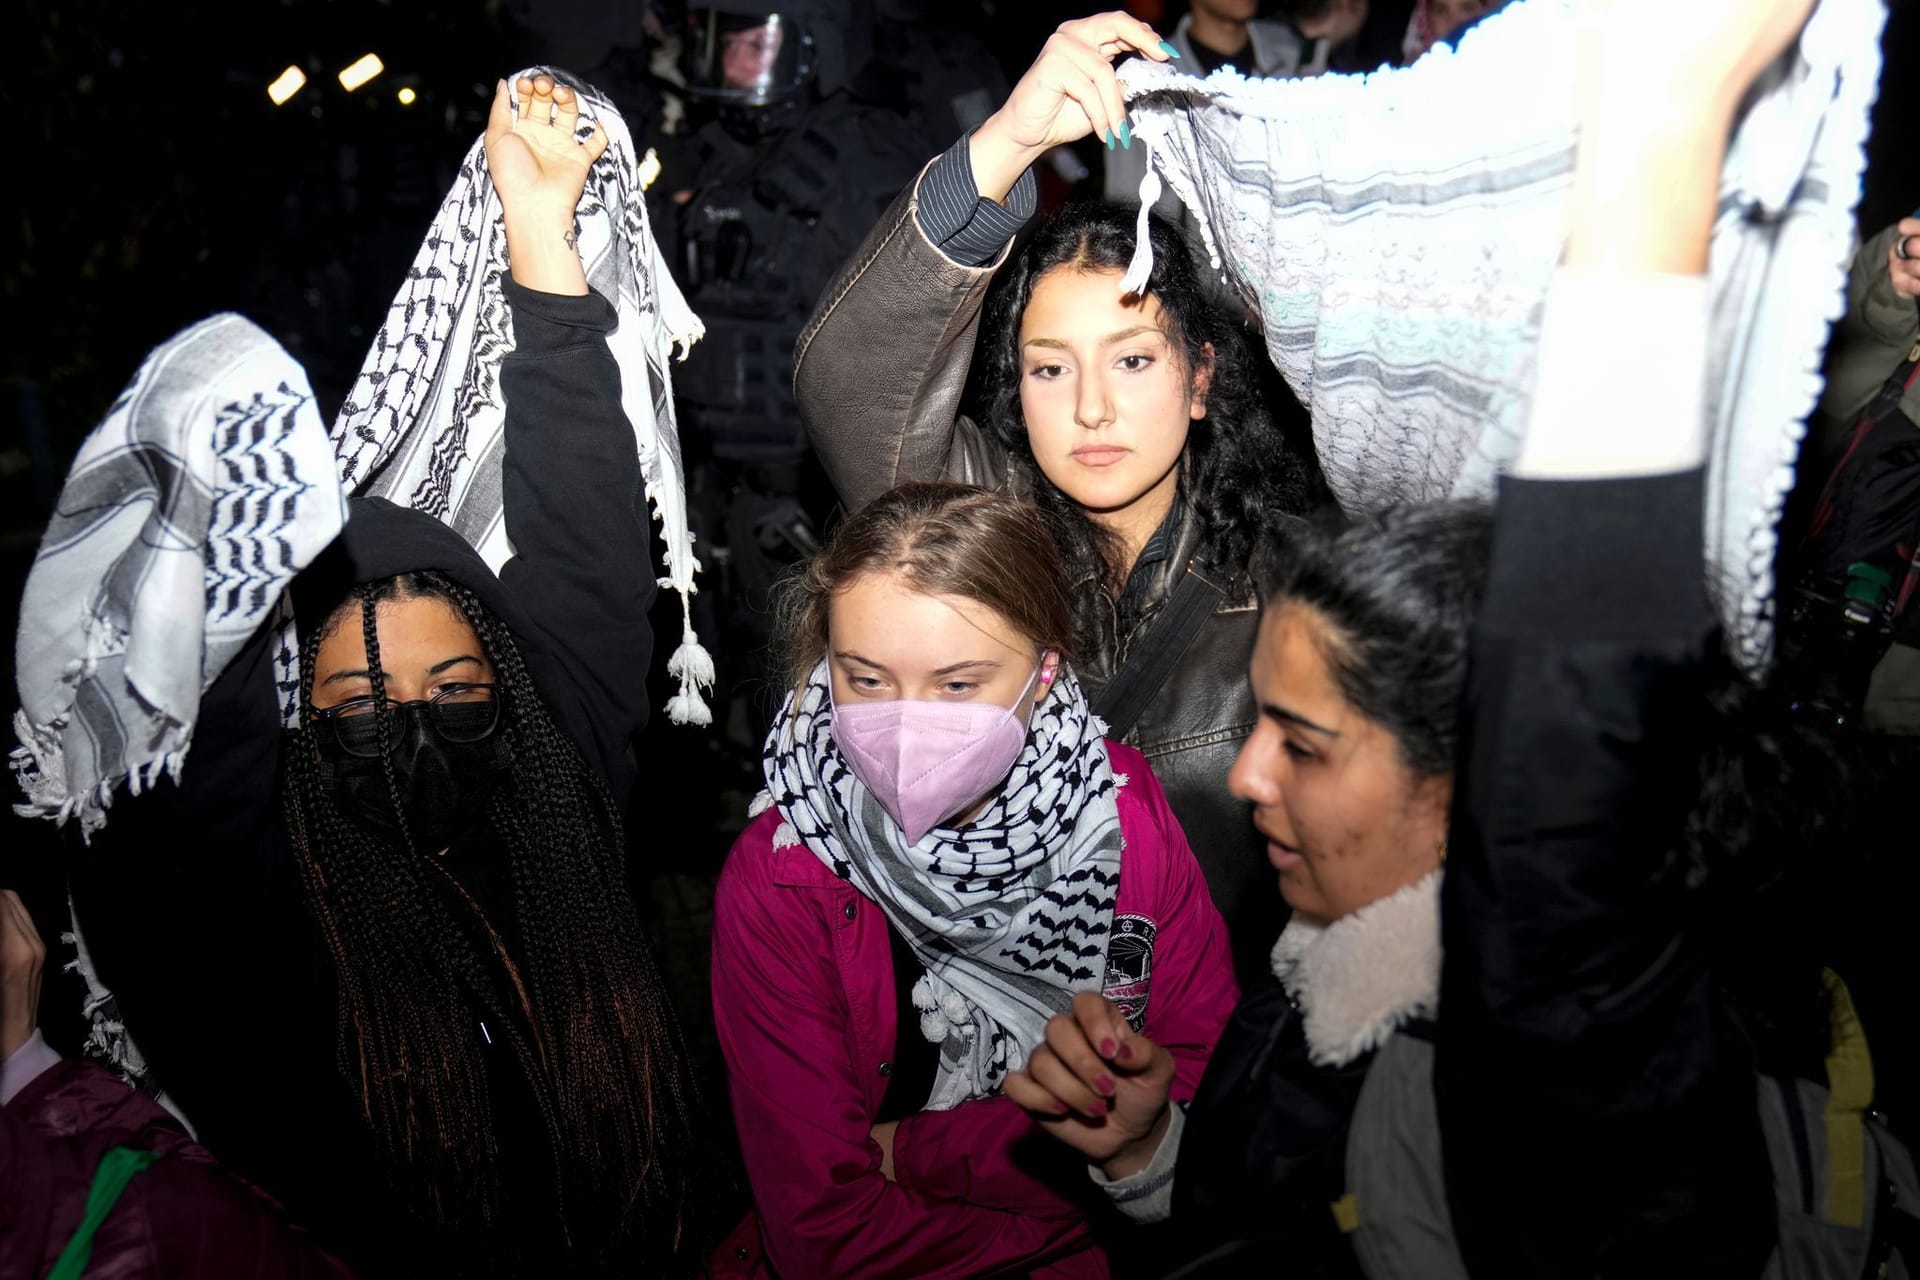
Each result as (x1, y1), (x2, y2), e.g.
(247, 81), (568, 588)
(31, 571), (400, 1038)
(795, 170), (1284, 981)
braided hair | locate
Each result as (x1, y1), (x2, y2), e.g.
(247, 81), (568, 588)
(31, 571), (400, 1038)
(281, 571), (702, 1271)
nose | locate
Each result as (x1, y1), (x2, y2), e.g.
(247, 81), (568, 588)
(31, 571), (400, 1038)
(1073, 364), (1114, 432)
(1228, 723), (1283, 807)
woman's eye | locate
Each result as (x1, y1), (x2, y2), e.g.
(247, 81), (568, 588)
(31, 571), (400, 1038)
(1026, 363), (1067, 380)
(849, 675), (884, 691)
(940, 681), (977, 696)
(1117, 354), (1155, 372)
(1283, 740), (1316, 762)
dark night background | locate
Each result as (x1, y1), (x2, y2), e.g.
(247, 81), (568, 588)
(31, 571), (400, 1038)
(1, 0), (1916, 1148)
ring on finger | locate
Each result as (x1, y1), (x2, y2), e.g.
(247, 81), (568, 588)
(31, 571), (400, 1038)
(1899, 235), (1915, 262)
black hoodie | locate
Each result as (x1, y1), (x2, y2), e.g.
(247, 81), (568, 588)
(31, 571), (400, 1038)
(65, 280), (659, 1274)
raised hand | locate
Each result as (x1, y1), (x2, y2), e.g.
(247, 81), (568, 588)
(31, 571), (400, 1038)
(0, 889), (45, 1060)
(1002, 991), (1176, 1178)
(486, 75), (608, 214)
(970, 13), (1175, 202)
(484, 75), (607, 295)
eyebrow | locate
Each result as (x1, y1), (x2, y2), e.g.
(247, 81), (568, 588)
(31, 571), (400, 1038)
(1260, 702), (1341, 737)
(322, 654), (485, 687)
(1022, 325), (1163, 350)
(835, 652), (1003, 678)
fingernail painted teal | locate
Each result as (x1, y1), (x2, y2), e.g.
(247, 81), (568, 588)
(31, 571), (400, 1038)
(1158, 40), (1182, 58)
(1104, 129), (1117, 150)
(1119, 119), (1133, 148)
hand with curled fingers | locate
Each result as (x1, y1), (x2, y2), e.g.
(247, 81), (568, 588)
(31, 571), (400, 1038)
(1003, 991), (1176, 1180)
(485, 74), (609, 213)
(969, 12), (1177, 201)
(1889, 218), (1920, 301)
(485, 74), (608, 294)
(1, 889), (46, 1061)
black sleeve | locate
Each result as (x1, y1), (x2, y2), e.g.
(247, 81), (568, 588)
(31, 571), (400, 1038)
(65, 621), (289, 995)
(1436, 471), (1775, 1279)
(495, 278), (655, 804)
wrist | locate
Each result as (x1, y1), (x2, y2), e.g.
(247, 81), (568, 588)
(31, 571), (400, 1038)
(503, 221), (590, 296)
(1100, 1103), (1173, 1182)
(969, 115), (1044, 205)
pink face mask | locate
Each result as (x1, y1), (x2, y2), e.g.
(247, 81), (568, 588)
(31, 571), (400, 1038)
(831, 660), (1052, 845)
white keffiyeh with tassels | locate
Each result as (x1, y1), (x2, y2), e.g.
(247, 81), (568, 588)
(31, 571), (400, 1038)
(11, 315), (348, 838)
(1115, 0), (1884, 669)
(311, 65), (714, 725)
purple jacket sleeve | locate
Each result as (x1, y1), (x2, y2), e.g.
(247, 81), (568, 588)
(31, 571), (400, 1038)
(890, 752), (1238, 1210)
(712, 820), (1096, 1279)
(2, 1059), (356, 1280)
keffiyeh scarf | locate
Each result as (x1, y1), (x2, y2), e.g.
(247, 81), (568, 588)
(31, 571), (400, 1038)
(755, 664), (1124, 1109)
(1117, 0), (1884, 667)
(318, 66), (713, 725)
(10, 315), (348, 837)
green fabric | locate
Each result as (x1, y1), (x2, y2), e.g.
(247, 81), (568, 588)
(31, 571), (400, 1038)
(44, 1146), (162, 1280)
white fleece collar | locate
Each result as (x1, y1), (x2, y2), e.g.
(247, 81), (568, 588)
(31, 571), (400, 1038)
(1270, 871), (1442, 1068)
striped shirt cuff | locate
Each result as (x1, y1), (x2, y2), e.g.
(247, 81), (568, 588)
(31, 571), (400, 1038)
(915, 132), (1038, 268)
(1087, 1101), (1185, 1223)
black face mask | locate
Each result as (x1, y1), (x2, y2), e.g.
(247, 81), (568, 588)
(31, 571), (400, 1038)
(315, 702), (512, 853)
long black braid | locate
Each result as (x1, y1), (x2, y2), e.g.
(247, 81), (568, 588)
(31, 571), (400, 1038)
(280, 572), (702, 1272)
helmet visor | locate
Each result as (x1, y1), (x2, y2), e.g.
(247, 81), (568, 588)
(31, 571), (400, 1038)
(684, 11), (812, 104)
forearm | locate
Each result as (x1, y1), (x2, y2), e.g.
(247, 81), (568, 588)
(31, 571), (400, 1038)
(497, 279), (653, 777)
(892, 1095), (1093, 1218)
(502, 198), (588, 296)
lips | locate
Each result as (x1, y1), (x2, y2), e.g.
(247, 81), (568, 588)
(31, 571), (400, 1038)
(1070, 446), (1130, 467)
(1255, 821), (1304, 870)
(1267, 840), (1305, 871)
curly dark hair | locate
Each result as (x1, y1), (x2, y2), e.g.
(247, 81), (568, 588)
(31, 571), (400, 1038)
(281, 572), (704, 1273)
(979, 201), (1314, 597)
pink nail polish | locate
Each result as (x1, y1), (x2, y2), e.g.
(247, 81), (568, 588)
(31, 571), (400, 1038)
(1088, 1098), (1108, 1116)
(1116, 1041), (1135, 1062)
(1095, 1074), (1116, 1095)
(1100, 1038), (1116, 1057)
(1054, 1100), (1071, 1115)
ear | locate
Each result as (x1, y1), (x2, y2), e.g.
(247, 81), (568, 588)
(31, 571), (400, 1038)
(1188, 342), (1215, 421)
(1033, 651), (1061, 705)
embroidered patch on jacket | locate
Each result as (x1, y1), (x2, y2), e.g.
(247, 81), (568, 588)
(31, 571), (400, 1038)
(1101, 914), (1157, 1032)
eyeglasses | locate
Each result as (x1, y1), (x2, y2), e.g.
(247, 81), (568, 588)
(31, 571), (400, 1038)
(307, 683), (501, 758)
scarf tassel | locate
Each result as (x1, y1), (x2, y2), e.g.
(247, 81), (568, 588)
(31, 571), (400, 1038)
(664, 593), (715, 726)
(1120, 162), (1164, 297)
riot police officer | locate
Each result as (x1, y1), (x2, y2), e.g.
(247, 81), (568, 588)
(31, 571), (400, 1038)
(666, 0), (927, 742)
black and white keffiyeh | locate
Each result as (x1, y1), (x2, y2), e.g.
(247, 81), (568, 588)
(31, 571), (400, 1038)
(754, 663), (1124, 1109)
(313, 66), (712, 725)
(1115, 0), (1885, 668)
(11, 315), (348, 837)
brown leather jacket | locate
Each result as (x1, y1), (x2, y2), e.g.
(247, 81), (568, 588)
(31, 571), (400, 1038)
(795, 171), (1285, 981)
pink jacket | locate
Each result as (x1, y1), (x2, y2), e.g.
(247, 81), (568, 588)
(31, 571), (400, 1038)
(711, 742), (1239, 1278)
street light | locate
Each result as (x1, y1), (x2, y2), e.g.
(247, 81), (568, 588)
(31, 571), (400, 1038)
(338, 53), (384, 92)
(396, 86), (417, 105)
(267, 65), (307, 105)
